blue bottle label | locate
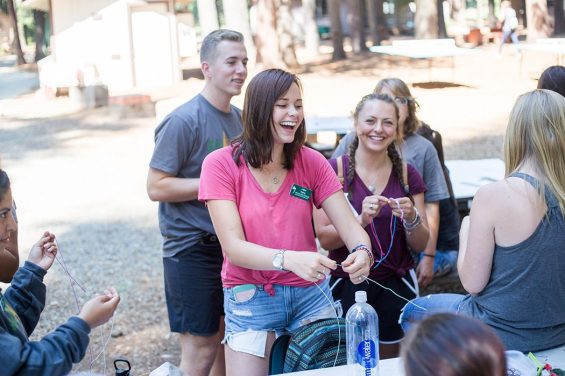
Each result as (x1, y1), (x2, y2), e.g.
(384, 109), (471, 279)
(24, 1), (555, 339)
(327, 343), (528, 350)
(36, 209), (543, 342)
(356, 339), (377, 369)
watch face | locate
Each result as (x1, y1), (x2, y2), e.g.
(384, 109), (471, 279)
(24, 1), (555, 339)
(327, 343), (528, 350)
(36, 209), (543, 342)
(273, 253), (283, 269)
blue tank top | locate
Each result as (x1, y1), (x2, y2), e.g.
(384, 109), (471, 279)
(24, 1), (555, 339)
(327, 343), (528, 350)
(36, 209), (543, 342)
(459, 173), (565, 352)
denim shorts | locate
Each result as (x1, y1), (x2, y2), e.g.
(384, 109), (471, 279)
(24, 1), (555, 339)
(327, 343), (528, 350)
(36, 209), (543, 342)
(223, 280), (337, 357)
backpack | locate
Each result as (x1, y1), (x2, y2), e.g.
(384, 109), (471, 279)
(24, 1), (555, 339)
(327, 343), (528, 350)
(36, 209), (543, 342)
(282, 318), (347, 373)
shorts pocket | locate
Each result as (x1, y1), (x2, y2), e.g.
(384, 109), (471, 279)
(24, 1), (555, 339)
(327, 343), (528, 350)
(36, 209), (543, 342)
(225, 284), (259, 304)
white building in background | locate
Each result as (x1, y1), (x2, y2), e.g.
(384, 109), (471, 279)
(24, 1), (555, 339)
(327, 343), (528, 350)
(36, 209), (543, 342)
(23, 0), (198, 93)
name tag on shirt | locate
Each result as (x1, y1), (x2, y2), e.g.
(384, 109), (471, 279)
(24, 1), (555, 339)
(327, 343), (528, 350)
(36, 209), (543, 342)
(290, 184), (312, 201)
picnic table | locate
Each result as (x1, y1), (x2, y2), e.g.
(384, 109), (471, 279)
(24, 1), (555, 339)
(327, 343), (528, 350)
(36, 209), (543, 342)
(283, 346), (565, 375)
(369, 39), (477, 81)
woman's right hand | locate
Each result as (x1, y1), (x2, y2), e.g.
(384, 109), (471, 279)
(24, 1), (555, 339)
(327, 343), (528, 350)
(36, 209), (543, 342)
(79, 287), (120, 329)
(359, 195), (388, 227)
(284, 251), (337, 283)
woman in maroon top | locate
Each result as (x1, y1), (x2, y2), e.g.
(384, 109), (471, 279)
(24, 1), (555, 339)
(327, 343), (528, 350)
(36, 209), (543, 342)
(314, 93), (429, 358)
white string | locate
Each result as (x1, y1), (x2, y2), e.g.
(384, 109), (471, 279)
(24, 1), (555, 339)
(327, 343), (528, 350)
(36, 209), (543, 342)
(53, 238), (115, 374)
(313, 280), (342, 368)
(364, 276), (427, 311)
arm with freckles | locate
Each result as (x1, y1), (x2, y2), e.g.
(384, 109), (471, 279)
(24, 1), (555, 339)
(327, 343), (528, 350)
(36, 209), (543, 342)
(457, 186), (497, 295)
(206, 199), (338, 283)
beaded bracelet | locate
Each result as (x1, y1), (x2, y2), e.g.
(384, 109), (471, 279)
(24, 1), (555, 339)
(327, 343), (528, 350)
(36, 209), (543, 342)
(352, 244), (375, 267)
(403, 207), (421, 231)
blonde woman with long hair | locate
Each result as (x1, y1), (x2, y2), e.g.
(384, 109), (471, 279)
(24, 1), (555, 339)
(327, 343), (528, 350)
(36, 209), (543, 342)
(399, 89), (565, 353)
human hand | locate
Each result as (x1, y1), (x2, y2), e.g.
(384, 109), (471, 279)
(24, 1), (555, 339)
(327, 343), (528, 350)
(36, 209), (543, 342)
(79, 287), (120, 329)
(416, 256), (434, 288)
(341, 249), (372, 285)
(27, 231), (57, 271)
(284, 251), (337, 283)
(359, 195), (388, 227)
(388, 197), (416, 222)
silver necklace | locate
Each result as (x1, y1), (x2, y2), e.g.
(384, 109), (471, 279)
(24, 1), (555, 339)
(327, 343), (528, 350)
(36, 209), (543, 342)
(272, 176), (280, 185)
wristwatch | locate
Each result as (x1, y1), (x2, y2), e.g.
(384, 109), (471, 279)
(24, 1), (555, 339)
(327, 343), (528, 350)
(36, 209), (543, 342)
(272, 249), (286, 271)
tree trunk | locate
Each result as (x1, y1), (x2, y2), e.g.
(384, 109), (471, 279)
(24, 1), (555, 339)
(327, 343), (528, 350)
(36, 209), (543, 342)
(366, 0), (378, 46)
(33, 10), (46, 62)
(438, 0), (447, 38)
(375, 0), (387, 44)
(347, 0), (367, 53)
(197, 0), (219, 37)
(255, 0), (284, 68)
(277, 0), (299, 67)
(328, 0), (346, 60)
(525, 0), (552, 41)
(302, 0), (320, 56)
(554, 0), (565, 35)
(222, 0), (256, 63)
(7, 0), (25, 65)
(415, 0), (439, 38)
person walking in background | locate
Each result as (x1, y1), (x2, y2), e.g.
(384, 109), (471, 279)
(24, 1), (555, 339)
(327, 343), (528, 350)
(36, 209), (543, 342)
(401, 313), (506, 376)
(146, 29), (248, 376)
(333, 78), (458, 289)
(498, 0), (520, 55)
(0, 169), (120, 376)
(199, 69), (372, 376)
(316, 93), (429, 359)
(538, 65), (565, 97)
(399, 90), (565, 353)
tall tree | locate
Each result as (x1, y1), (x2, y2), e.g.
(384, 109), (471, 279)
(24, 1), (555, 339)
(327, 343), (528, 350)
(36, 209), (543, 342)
(525, 0), (552, 40)
(437, 0), (447, 37)
(415, 0), (439, 38)
(302, 0), (320, 56)
(555, 0), (564, 35)
(366, 0), (379, 46)
(33, 10), (46, 61)
(328, 0), (346, 60)
(222, 0), (256, 62)
(7, 0), (24, 64)
(277, 0), (299, 67)
(197, 0), (219, 37)
(347, 0), (368, 52)
(255, 0), (283, 68)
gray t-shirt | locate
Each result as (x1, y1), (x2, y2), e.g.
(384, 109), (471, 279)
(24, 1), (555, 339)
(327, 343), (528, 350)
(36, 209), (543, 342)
(459, 173), (565, 352)
(149, 94), (243, 257)
(332, 132), (449, 202)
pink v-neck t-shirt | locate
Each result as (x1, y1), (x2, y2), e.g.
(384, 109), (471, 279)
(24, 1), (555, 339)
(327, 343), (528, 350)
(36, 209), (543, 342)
(199, 146), (342, 288)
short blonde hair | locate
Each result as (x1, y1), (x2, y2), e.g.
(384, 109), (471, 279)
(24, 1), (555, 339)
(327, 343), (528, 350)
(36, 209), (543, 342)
(504, 89), (565, 214)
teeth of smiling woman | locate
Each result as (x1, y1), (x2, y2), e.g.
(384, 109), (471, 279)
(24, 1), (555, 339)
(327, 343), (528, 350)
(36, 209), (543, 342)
(280, 121), (296, 128)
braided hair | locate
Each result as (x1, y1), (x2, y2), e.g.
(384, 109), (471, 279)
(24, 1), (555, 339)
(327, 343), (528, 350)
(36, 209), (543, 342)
(346, 93), (411, 203)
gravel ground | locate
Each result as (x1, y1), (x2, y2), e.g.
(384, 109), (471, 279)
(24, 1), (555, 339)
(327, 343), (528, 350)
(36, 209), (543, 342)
(0, 45), (555, 375)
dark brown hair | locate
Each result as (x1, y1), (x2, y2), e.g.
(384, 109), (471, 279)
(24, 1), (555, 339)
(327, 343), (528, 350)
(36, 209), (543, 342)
(402, 313), (507, 376)
(346, 93), (411, 202)
(232, 69), (306, 169)
(0, 169), (10, 201)
(537, 65), (565, 97)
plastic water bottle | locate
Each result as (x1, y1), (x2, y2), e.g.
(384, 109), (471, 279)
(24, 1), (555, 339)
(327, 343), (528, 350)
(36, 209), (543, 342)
(346, 291), (379, 376)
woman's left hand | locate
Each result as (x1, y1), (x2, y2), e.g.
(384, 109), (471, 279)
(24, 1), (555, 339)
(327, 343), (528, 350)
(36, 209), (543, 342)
(388, 197), (416, 221)
(341, 249), (372, 285)
(28, 231), (58, 271)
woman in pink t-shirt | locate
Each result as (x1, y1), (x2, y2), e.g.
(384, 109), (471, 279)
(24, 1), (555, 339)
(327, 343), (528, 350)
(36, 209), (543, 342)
(199, 69), (372, 376)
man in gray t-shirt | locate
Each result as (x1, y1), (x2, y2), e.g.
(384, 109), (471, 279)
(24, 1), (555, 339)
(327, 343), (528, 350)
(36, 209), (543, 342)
(147, 29), (248, 376)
